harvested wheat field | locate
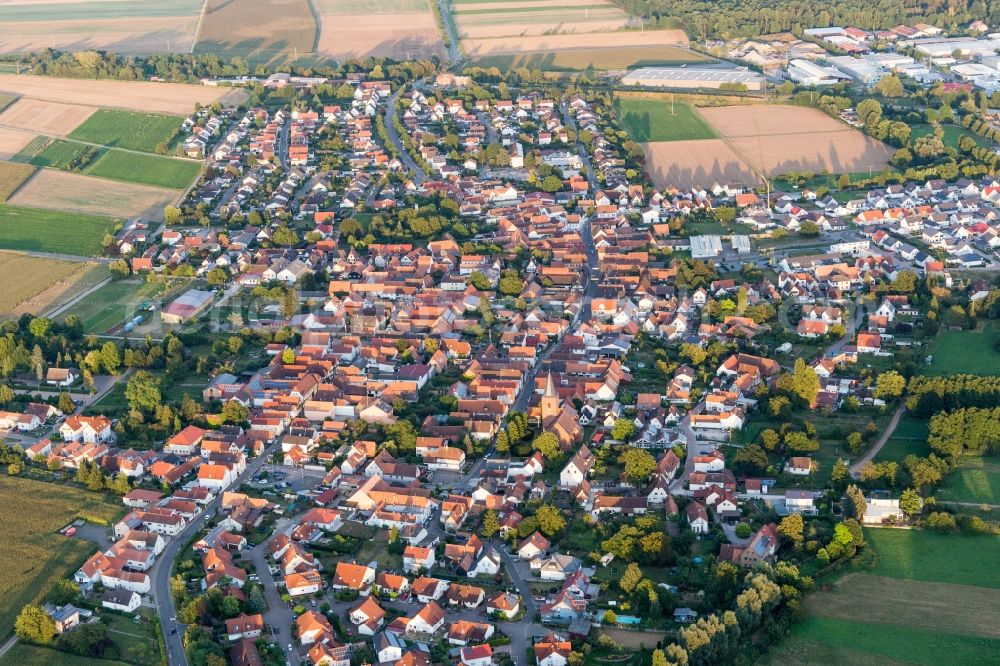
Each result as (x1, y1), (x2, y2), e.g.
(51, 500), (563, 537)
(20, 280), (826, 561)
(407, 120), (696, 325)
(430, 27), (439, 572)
(0, 251), (85, 316)
(644, 139), (758, 190)
(0, 74), (246, 114)
(464, 28), (687, 55)
(10, 169), (177, 220)
(315, 0), (444, 60)
(0, 98), (94, 136)
(195, 0), (317, 63)
(0, 127), (34, 159)
(0, 0), (201, 54)
(0, 159), (33, 200)
(699, 104), (892, 177)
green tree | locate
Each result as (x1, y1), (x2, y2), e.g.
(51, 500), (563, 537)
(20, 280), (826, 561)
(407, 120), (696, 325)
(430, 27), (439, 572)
(221, 400), (248, 424)
(466, 271), (491, 291)
(271, 225), (299, 247)
(124, 370), (161, 414)
(611, 417), (637, 442)
(481, 509), (500, 538)
(532, 431), (561, 461)
(535, 504), (566, 537)
(602, 610), (617, 625)
(619, 562), (643, 594)
(777, 514), (804, 545)
(619, 447), (656, 483)
(498, 270), (524, 296)
(15, 604), (57, 644)
(874, 75), (904, 97)
(164, 206), (183, 225)
(874, 370), (906, 399)
(898, 488), (923, 517)
(58, 391), (75, 414)
(100, 341), (120, 374)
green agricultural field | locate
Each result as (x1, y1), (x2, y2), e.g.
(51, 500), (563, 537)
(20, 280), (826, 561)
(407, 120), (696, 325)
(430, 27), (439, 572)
(69, 109), (183, 153)
(615, 96), (717, 142)
(866, 528), (1000, 588)
(0, 203), (116, 256)
(911, 123), (991, 149)
(0, 476), (121, 640)
(786, 617), (1000, 666)
(924, 321), (1000, 376)
(12, 137), (98, 169)
(66, 279), (169, 334)
(937, 456), (1000, 505)
(85, 149), (201, 189)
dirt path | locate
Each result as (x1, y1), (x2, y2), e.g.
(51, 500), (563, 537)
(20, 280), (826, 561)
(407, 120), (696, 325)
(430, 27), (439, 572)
(850, 403), (906, 476)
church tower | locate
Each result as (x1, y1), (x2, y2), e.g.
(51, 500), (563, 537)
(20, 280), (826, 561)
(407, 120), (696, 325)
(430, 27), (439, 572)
(540, 371), (560, 420)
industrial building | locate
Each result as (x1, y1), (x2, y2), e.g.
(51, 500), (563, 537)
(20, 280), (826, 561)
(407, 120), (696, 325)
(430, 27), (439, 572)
(906, 36), (1000, 57)
(690, 235), (723, 259)
(621, 67), (766, 91)
(161, 289), (215, 325)
(786, 59), (848, 85)
(826, 56), (886, 84)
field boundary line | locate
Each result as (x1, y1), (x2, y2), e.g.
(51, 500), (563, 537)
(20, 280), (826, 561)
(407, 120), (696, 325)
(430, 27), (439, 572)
(691, 104), (765, 187)
(305, 0), (322, 55)
(191, 0), (210, 52)
(2, 162), (37, 201)
(45, 274), (112, 319)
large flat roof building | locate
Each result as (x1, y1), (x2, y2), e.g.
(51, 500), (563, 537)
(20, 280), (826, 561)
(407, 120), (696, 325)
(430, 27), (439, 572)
(621, 67), (766, 91)
(162, 289), (214, 325)
(690, 235), (723, 259)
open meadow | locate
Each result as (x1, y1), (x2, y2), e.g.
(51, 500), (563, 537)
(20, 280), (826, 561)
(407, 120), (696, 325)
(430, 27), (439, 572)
(0, 97), (94, 136)
(0, 203), (116, 256)
(924, 321), (1000, 375)
(936, 456), (1000, 505)
(85, 149), (201, 189)
(195, 0), (317, 64)
(315, 0), (445, 60)
(698, 104), (892, 178)
(770, 528), (1000, 665)
(0, 476), (121, 639)
(0, 0), (202, 54)
(66, 279), (170, 334)
(616, 97), (716, 142)
(0, 73), (247, 114)
(10, 169), (178, 219)
(69, 109), (184, 153)
(0, 158), (33, 200)
(0, 251), (83, 315)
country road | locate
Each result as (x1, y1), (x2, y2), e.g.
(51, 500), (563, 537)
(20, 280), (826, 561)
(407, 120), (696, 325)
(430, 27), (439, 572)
(850, 403), (906, 476)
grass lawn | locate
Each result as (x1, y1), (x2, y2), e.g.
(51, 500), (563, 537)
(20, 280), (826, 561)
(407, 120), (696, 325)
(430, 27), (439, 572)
(0, 476), (121, 639)
(104, 611), (163, 665)
(0, 643), (132, 666)
(85, 150), (201, 190)
(69, 109), (183, 153)
(684, 219), (753, 235)
(924, 322), (1000, 376)
(0, 203), (116, 255)
(936, 456), (1000, 505)
(0, 159), (33, 200)
(874, 415), (929, 463)
(865, 528), (1000, 588)
(65, 279), (168, 333)
(788, 616), (1000, 666)
(767, 635), (910, 665)
(615, 96), (717, 142)
(911, 123), (991, 149)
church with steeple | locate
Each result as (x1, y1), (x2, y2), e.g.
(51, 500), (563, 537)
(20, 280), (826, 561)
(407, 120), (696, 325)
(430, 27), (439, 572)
(532, 371), (584, 452)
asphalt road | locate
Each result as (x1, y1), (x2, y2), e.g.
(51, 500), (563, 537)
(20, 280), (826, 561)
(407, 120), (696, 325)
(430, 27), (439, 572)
(385, 85), (426, 185)
(153, 440), (282, 666)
